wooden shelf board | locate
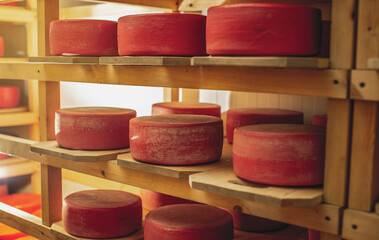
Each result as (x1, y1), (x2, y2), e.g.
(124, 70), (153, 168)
(342, 209), (379, 240)
(117, 140), (232, 179)
(192, 57), (330, 68)
(0, 111), (38, 127)
(0, 157), (38, 179)
(0, 63), (348, 98)
(29, 56), (99, 64)
(190, 166), (323, 208)
(0, 5), (35, 23)
(368, 58), (379, 69)
(0, 106), (27, 114)
(235, 225), (308, 240)
(350, 70), (379, 101)
(0, 58), (28, 63)
(30, 141), (130, 162)
(100, 56), (191, 66)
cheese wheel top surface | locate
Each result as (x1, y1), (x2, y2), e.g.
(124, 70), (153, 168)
(131, 114), (222, 127)
(153, 102), (220, 110)
(209, 2), (318, 11)
(65, 190), (140, 209)
(238, 124), (325, 136)
(147, 204), (232, 230)
(0, 193), (41, 212)
(57, 107), (135, 116)
(228, 108), (302, 116)
(119, 12), (205, 20)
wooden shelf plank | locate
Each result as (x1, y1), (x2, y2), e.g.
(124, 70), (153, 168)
(192, 57), (329, 68)
(30, 141), (130, 162)
(350, 70), (379, 101)
(0, 157), (38, 179)
(0, 63), (348, 98)
(368, 58), (379, 70)
(0, 106), (27, 114)
(100, 56), (191, 66)
(190, 166), (323, 208)
(0, 111), (38, 127)
(0, 5), (35, 23)
(342, 209), (379, 240)
(0, 58), (28, 63)
(117, 139), (232, 179)
(30, 56), (99, 64)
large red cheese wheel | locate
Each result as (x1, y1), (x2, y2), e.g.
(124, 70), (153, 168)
(145, 204), (234, 240)
(0, 36), (4, 57)
(55, 107), (136, 150)
(312, 114), (327, 127)
(233, 124), (326, 186)
(0, 193), (41, 213)
(118, 13), (206, 56)
(206, 3), (321, 56)
(0, 86), (20, 108)
(130, 115), (223, 165)
(152, 102), (221, 117)
(50, 20), (118, 56)
(63, 190), (142, 238)
(140, 189), (197, 211)
(0, 224), (26, 240)
(226, 108), (303, 143)
(0, 152), (10, 160)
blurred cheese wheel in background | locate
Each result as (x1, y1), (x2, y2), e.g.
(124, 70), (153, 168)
(226, 108), (303, 143)
(144, 204), (234, 240)
(55, 107), (136, 150)
(32, 209), (42, 218)
(233, 124), (326, 186)
(16, 236), (39, 240)
(0, 184), (8, 197)
(0, 193), (41, 213)
(0, 36), (4, 57)
(118, 13), (206, 56)
(130, 115), (223, 165)
(312, 114), (327, 127)
(0, 224), (26, 240)
(0, 152), (10, 160)
(308, 229), (321, 240)
(206, 3), (321, 56)
(0, 86), (20, 108)
(49, 19), (118, 56)
(140, 189), (197, 211)
(0, 1), (18, 6)
(63, 190), (142, 238)
(152, 102), (221, 118)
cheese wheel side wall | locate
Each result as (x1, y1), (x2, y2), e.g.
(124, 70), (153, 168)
(140, 189), (197, 211)
(0, 86), (20, 108)
(0, 36), (4, 57)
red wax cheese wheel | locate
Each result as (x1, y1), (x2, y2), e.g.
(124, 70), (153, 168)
(130, 115), (223, 165)
(0, 36), (4, 57)
(0, 193), (41, 213)
(0, 224), (26, 240)
(312, 114), (327, 127)
(55, 107), (136, 150)
(225, 209), (286, 232)
(140, 189), (197, 211)
(207, 3), (321, 56)
(50, 20), (118, 56)
(0, 184), (8, 197)
(0, 86), (20, 108)
(0, 152), (10, 160)
(152, 102), (221, 117)
(226, 108), (303, 143)
(16, 237), (38, 240)
(233, 124), (326, 186)
(144, 204), (234, 240)
(118, 13), (206, 56)
(63, 190), (142, 238)
(308, 229), (321, 240)
(0, 2), (18, 6)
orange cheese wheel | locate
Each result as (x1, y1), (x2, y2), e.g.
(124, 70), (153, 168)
(16, 236), (38, 240)
(152, 102), (221, 118)
(130, 115), (223, 165)
(0, 86), (20, 108)
(140, 189), (197, 211)
(233, 124), (326, 186)
(312, 114), (327, 127)
(0, 224), (26, 240)
(63, 190), (142, 238)
(0, 193), (41, 213)
(0, 36), (4, 57)
(144, 204), (234, 240)
(55, 107), (136, 150)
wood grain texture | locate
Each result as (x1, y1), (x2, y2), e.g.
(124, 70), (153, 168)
(320, 233), (342, 240)
(342, 209), (379, 240)
(0, 111), (38, 127)
(31, 141), (130, 162)
(0, 106), (27, 114)
(368, 58), (379, 69)
(351, 70), (379, 101)
(100, 56), (191, 65)
(182, 88), (200, 103)
(30, 56), (99, 63)
(0, 158), (39, 179)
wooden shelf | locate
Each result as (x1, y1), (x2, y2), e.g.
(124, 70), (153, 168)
(350, 70), (379, 101)
(29, 56), (99, 64)
(0, 157), (38, 179)
(0, 63), (348, 98)
(0, 5), (35, 23)
(79, 0), (179, 10)
(100, 56), (191, 66)
(342, 209), (379, 240)
(117, 139), (232, 179)
(0, 111), (38, 127)
(368, 58), (379, 69)
(0, 106), (27, 114)
(0, 58), (28, 63)
(31, 141), (130, 162)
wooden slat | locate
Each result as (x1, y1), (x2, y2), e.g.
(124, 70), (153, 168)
(368, 58), (379, 69)
(100, 56), (191, 66)
(189, 166), (323, 208)
(79, 0), (179, 10)
(0, 63), (349, 98)
(351, 70), (379, 101)
(182, 88), (200, 103)
(31, 141), (130, 162)
(0, 111), (39, 127)
(191, 57), (329, 68)
(30, 56), (99, 64)
(0, 58), (28, 63)
(0, 106), (27, 114)
(117, 139), (232, 179)
(0, 5), (36, 23)
(342, 209), (379, 240)
(0, 159), (39, 179)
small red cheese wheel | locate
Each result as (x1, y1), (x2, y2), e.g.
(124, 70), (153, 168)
(130, 115), (223, 165)
(0, 86), (20, 108)
(312, 114), (327, 127)
(308, 229), (321, 240)
(0, 224), (26, 240)
(0, 36), (4, 57)
(226, 108), (303, 143)
(207, 3), (321, 56)
(0, 152), (10, 160)
(152, 102), (221, 117)
(118, 13), (206, 56)
(0, 184), (8, 197)
(55, 107), (136, 150)
(140, 189), (197, 211)
(0, 193), (41, 213)
(145, 204), (234, 240)
(50, 20), (118, 56)
(63, 190), (142, 238)
(16, 236), (38, 240)
(233, 124), (326, 186)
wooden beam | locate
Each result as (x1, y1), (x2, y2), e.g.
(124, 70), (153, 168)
(182, 88), (199, 103)
(0, 6), (36, 23)
(0, 112), (39, 127)
(351, 70), (379, 101)
(343, 209), (379, 240)
(37, 0), (59, 57)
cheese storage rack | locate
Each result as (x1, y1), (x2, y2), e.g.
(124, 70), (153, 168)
(0, 0), (377, 240)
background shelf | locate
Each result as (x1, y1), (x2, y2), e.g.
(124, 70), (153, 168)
(0, 157), (38, 179)
(0, 111), (38, 127)
(0, 106), (27, 114)
(100, 56), (191, 66)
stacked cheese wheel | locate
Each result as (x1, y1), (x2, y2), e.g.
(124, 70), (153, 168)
(118, 13), (206, 56)
(0, 184), (7, 197)
(63, 190), (142, 238)
(233, 124), (326, 186)
(0, 36), (3, 57)
(130, 115), (223, 165)
(140, 189), (197, 212)
(226, 108), (303, 143)
(312, 114), (327, 127)
(55, 107), (136, 150)
(152, 102), (221, 117)
(206, 3), (321, 56)
(0, 86), (20, 108)
(144, 204), (234, 240)
(49, 20), (118, 56)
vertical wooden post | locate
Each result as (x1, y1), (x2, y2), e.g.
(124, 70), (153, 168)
(182, 88), (200, 103)
(163, 88), (179, 102)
